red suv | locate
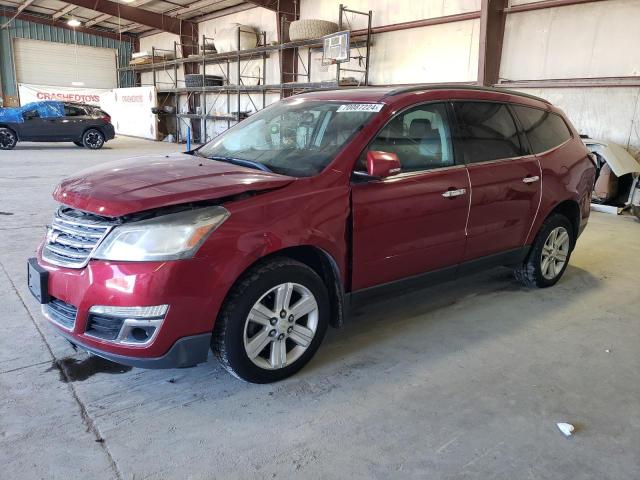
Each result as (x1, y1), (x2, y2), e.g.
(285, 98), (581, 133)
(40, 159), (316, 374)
(28, 86), (595, 383)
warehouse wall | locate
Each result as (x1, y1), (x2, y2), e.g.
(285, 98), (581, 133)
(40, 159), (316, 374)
(501, 0), (640, 80)
(140, 6), (281, 141)
(299, 0), (480, 85)
(0, 17), (135, 106)
(500, 0), (640, 155)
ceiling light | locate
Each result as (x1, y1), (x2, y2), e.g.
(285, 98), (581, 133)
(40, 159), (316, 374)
(71, 81), (85, 86)
(67, 18), (81, 27)
(120, 0), (136, 3)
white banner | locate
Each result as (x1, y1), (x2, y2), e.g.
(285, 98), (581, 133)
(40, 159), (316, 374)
(101, 87), (158, 140)
(18, 83), (158, 140)
(18, 83), (108, 106)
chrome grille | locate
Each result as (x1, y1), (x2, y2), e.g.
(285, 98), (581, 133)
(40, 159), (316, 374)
(42, 206), (117, 268)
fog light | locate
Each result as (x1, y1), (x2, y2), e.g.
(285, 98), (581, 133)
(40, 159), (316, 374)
(86, 305), (167, 345)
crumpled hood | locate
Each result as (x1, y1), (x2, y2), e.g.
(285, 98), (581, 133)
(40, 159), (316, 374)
(54, 153), (295, 217)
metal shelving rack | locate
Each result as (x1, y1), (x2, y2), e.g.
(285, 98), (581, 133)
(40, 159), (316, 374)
(117, 5), (373, 143)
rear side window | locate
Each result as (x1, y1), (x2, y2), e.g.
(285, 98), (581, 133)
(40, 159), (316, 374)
(64, 105), (86, 117)
(511, 106), (572, 154)
(452, 102), (524, 163)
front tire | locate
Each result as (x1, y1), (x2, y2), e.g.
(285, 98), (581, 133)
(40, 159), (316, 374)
(212, 258), (329, 383)
(514, 213), (574, 288)
(82, 129), (105, 149)
(0, 128), (17, 150)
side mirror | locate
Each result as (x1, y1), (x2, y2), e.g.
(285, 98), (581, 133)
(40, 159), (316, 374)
(366, 151), (401, 178)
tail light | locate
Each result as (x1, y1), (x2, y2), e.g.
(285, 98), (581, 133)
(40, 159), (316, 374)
(102, 114), (111, 123)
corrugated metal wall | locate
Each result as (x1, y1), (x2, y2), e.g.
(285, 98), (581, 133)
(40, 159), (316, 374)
(0, 17), (134, 103)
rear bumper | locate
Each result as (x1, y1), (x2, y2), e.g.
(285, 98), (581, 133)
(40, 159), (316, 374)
(103, 123), (115, 140)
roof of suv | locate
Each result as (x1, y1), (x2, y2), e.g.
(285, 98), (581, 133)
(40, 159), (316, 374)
(297, 84), (550, 107)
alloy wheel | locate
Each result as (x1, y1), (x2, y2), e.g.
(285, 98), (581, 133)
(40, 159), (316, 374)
(540, 226), (570, 280)
(0, 130), (16, 149)
(243, 282), (319, 370)
(85, 131), (104, 148)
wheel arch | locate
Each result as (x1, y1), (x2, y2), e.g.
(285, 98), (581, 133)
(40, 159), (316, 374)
(81, 125), (106, 141)
(542, 199), (581, 248)
(0, 124), (19, 140)
(222, 245), (346, 329)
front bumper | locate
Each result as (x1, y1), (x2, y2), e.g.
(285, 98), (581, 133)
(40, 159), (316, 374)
(31, 250), (230, 368)
(53, 326), (211, 368)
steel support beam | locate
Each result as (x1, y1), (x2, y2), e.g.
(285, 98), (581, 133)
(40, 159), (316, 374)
(477, 0), (507, 86)
(507, 0), (607, 13)
(2, 9), (136, 42)
(60, 0), (197, 43)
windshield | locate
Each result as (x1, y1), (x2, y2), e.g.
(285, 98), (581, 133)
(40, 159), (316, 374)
(195, 99), (381, 177)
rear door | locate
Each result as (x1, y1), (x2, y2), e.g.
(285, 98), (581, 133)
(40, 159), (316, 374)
(59, 104), (89, 140)
(351, 102), (470, 290)
(452, 101), (541, 261)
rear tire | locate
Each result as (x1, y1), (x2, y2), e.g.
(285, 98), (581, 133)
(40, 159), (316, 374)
(73, 141), (84, 147)
(82, 129), (105, 150)
(212, 258), (329, 383)
(514, 213), (574, 288)
(0, 128), (17, 150)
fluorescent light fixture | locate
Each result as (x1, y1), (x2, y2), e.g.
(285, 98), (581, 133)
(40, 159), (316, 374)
(71, 81), (85, 86)
(120, 0), (136, 3)
(67, 18), (81, 27)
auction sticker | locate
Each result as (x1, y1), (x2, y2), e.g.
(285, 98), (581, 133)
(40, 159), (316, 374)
(337, 103), (384, 113)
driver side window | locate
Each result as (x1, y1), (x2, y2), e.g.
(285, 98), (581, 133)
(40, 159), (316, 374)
(367, 103), (454, 172)
(22, 110), (39, 121)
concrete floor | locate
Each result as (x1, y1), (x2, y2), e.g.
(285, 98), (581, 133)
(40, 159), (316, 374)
(1, 137), (638, 480)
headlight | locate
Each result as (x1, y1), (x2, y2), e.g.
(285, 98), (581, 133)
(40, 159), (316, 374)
(92, 206), (229, 261)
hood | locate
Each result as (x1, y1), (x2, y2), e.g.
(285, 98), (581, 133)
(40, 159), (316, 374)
(54, 153), (295, 217)
(583, 139), (640, 177)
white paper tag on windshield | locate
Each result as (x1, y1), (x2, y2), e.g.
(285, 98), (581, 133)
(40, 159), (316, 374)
(337, 103), (384, 113)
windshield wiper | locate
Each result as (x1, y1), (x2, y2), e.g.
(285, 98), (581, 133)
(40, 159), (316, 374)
(207, 155), (272, 173)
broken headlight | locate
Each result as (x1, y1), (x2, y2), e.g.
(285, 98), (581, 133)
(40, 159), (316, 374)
(93, 206), (229, 262)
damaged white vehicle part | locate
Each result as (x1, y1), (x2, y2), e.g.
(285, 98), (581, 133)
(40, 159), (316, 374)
(584, 139), (640, 214)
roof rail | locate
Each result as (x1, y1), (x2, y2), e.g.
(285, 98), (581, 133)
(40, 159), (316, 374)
(381, 84), (551, 105)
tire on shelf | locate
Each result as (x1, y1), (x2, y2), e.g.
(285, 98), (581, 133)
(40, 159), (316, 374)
(288, 19), (340, 41)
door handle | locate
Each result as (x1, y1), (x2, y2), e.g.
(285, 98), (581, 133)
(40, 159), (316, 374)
(442, 188), (466, 198)
(522, 175), (540, 184)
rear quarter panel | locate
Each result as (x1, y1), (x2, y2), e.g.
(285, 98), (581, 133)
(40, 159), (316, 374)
(526, 121), (595, 244)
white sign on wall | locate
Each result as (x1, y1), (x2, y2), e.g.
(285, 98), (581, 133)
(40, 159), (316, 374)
(18, 83), (158, 140)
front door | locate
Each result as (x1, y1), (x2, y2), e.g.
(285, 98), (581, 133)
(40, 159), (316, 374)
(451, 101), (541, 261)
(351, 102), (470, 291)
(17, 110), (50, 140)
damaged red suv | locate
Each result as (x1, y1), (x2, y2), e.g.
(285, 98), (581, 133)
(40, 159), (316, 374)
(28, 86), (595, 383)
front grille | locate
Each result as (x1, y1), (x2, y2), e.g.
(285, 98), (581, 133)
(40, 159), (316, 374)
(85, 314), (125, 341)
(42, 206), (117, 268)
(44, 297), (77, 330)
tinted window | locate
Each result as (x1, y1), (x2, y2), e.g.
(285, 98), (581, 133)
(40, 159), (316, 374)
(512, 105), (572, 154)
(368, 103), (454, 172)
(453, 102), (524, 163)
(64, 105), (86, 117)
